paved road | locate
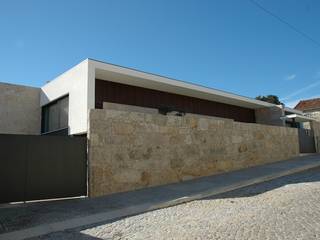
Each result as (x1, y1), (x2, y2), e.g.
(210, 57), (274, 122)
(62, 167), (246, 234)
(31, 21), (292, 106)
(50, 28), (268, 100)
(31, 167), (320, 240)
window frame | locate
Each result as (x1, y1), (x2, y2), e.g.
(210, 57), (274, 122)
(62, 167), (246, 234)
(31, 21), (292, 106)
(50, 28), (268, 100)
(41, 94), (69, 135)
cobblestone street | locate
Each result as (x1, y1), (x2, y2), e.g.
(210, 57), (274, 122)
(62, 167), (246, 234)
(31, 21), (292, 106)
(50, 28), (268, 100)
(33, 168), (320, 240)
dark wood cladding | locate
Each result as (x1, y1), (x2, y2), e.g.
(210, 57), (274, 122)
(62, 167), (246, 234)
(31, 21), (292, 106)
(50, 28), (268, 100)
(95, 79), (256, 123)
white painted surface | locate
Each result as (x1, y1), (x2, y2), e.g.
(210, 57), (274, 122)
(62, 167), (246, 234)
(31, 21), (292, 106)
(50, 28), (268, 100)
(283, 114), (317, 122)
(87, 61), (96, 111)
(41, 59), (91, 135)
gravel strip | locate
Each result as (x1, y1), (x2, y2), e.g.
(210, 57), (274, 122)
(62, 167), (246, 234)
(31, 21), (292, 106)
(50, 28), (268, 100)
(32, 168), (320, 240)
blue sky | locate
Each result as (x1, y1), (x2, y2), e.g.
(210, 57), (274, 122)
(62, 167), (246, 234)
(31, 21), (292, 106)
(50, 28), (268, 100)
(0, 0), (319, 107)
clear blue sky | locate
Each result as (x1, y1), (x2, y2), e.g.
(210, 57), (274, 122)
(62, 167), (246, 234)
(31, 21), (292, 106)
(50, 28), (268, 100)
(1, 0), (319, 107)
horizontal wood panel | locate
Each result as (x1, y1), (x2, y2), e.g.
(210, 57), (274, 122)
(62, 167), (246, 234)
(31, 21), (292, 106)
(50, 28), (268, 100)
(95, 79), (255, 123)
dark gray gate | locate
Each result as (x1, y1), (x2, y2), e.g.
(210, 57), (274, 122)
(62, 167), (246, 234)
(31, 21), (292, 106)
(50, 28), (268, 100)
(298, 129), (316, 153)
(0, 134), (87, 204)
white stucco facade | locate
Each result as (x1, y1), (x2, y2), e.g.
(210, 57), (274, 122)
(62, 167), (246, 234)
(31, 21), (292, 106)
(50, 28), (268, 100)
(40, 59), (92, 135)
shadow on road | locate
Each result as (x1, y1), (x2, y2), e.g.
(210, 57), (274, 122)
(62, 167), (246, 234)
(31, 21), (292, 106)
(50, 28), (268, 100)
(34, 231), (104, 240)
(205, 167), (320, 200)
(33, 167), (320, 240)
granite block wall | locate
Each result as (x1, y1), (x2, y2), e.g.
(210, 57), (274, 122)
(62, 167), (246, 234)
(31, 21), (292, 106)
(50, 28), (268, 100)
(88, 108), (299, 197)
(0, 82), (40, 135)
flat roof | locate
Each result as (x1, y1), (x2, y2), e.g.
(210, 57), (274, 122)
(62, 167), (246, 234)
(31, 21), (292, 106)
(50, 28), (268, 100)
(89, 58), (276, 110)
(282, 114), (317, 123)
(284, 107), (303, 115)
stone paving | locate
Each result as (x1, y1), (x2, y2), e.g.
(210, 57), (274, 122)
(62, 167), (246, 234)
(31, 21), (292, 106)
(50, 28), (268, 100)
(31, 167), (320, 240)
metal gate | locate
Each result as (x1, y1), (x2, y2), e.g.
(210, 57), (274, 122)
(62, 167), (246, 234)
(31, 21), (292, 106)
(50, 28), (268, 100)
(0, 134), (87, 204)
(298, 129), (316, 153)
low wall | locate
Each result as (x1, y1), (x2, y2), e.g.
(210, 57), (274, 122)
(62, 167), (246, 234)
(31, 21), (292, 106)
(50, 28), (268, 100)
(0, 82), (40, 135)
(88, 108), (299, 197)
(311, 121), (320, 152)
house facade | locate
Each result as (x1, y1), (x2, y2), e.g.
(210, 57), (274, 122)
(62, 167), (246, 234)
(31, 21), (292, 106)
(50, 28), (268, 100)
(295, 98), (320, 121)
(1, 58), (313, 136)
(1, 58), (320, 198)
(41, 58), (274, 136)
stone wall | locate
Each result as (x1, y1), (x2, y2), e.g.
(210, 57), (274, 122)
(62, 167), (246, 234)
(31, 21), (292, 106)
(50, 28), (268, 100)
(0, 82), (41, 135)
(88, 108), (299, 197)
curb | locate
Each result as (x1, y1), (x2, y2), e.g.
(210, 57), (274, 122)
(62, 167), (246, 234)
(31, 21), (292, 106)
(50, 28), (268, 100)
(1, 161), (320, 240)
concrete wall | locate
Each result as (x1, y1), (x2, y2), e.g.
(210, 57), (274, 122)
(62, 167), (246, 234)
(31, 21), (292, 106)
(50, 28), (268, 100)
(41, 59), (93, 135)
(0, 82), (40, 135)
(311, 121), (320, 152)
(88, 106), (299, 197)
(255, 106), (284, 126)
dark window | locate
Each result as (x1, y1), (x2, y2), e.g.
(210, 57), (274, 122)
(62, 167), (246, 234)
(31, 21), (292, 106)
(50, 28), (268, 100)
(41, 96), (69, 134)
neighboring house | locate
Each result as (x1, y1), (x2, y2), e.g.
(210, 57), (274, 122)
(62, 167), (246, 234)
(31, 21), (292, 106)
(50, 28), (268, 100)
(294, 98), (320, 130)
(0, 58), (314, 136)
(281, 106), (316, 129)
(295, 98), (320, 121)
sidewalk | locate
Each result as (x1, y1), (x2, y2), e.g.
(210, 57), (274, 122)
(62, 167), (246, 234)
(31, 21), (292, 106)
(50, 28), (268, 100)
(1, 154), (320, 240)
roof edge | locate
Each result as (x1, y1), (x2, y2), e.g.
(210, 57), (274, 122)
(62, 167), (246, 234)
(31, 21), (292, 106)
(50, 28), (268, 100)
(89, 58), (275, 109)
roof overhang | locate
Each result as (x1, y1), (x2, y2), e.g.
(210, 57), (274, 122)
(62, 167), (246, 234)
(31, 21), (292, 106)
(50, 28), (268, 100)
(283, 107), (303, 115)
(89, 59), (275, 110)
(281, 114), (317, 123)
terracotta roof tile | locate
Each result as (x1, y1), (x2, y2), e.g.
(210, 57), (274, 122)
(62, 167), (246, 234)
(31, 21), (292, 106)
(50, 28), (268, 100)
(294, 98), (320, 111)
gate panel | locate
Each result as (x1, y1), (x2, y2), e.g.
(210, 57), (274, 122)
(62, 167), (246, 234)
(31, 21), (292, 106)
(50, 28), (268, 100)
(0, 134), (87, 204)
(0, 135), (28, 203)
(26, 136), (87, 201)
(298, 129), (316, 153)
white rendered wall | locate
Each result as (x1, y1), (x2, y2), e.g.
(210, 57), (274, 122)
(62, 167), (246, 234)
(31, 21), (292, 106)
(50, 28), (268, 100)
(41, 59), (91, 135)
